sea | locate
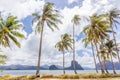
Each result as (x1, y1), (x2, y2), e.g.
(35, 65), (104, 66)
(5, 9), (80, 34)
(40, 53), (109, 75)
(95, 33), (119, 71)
(0, 70), (120, 76)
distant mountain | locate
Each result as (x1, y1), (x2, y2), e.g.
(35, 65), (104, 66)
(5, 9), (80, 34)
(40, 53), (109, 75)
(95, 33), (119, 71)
(66, 60), (84, 70)
(97, 61), (120, 70)
(0, 65), (48, 70)
(48, 60), (84, 70)
(41, 65), (49, 69)
(55, 65), (62, 69)
(49, 65), (58, 70)
(0, 61), (84, 70)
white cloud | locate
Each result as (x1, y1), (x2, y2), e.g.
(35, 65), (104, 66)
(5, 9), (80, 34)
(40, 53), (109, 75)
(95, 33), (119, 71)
(0, 0), (45, 19)
(1, 0), (120, 68)
(68, 0), (78, 4)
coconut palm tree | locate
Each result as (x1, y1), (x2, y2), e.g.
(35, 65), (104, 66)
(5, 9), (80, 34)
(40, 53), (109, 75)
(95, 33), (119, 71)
(32, 2), (62, 76)
(82, 14), (110, 73)
(99, 45), (109, 74)
(55, 33), (72, 74)
(0, 15), (25, 48)
(107, 8), (120, 64)
(55, 33), (73, 74)
(55, 41), (65, 74)
(71, 14), (81, 74)
(104, 40), (119, 74)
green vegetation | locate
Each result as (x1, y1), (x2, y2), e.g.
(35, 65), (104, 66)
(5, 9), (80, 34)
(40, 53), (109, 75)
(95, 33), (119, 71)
(81, 10), (120, 74)
(32, 2), (62, 76)
(71, 14), (81, 74)
(55, 33), (73, 74)
(0, 15), (25, 48)
(107, 8), (120, 64)
(0, 54), (7, 72)
(0, 14), (25, 72)
(82, 13), (111, 74)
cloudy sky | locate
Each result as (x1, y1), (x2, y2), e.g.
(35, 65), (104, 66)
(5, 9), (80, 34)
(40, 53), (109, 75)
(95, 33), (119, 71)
(0, 0), (120, 68)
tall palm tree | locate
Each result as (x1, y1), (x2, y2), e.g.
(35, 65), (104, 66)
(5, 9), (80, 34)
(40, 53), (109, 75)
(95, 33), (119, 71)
(82, 14), (110, 73)
(91, 42), (99, 73)
(99, 45), (109, 74)
(32, 2), (62, 76)
(82, 37), (98, 73)
(71, 14), (81, 74)
(107, 8), (120, 64)
(104, 40), (119, 74)
(0, 15), (25, 48)
(55, 33), (72, 74)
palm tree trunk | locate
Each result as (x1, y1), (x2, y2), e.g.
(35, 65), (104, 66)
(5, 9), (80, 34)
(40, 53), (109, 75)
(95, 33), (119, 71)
(91, 42), (98, 73)
(36, 23), (44, 77)
(63, 50), (65, 74)
(103, 58), (109, 74)
(111, 26), (120, 64)
(73, 24), (77, 74)
(95, 43), (105, 74)
(100, 39), (106, 73)
(110, 51), (116, 74)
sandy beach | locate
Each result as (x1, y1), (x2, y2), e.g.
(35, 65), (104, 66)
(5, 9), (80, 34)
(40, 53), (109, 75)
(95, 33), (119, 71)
(37, 78), (120, 80)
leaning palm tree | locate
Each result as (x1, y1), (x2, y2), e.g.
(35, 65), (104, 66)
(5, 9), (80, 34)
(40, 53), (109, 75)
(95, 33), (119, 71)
(82, 14), (110, 73)
(99, 45), (109, 74)
(82, 37), (98, 73)
(32, 2), (62, 76)
(107, 8), (120, 64)
(0, 15), (25, 48)
(55, 33), (72, 74)
(104, 40), (119, 74)
(71, 14), (81, 74)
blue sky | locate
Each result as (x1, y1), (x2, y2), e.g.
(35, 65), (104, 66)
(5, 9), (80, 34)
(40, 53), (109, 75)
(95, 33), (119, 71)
(0, 0), (120, 68)
(45, 0), (83, 9)
(21, 16), (33, 34)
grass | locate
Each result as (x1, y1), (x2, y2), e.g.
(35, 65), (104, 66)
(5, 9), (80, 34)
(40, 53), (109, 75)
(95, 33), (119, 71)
(41, 73), (120, 79)
(0, 75), (36, 80)
(1, 73), (120, 80)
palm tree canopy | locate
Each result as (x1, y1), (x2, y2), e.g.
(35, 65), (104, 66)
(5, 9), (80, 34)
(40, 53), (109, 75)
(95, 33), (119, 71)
(71, 14), (81, 25)
(55, 33), (73, 52)
(0, 54), (7, 64)
(55, 41), (63, 51)
(100, 40), (119, 59)
(109, 8), (120, 19)
(0, 15), (25, 48)
(61, 33), (73, 50)
(32, 2), (62, 33)
(99, 44), (110, 60)
(105, 40), (119, 52)
(107, 8), (120, 28)
(82, 14), (110, 46)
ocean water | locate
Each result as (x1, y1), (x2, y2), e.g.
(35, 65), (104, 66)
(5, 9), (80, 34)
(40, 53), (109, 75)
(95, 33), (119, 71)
(0, 70), (120, 76)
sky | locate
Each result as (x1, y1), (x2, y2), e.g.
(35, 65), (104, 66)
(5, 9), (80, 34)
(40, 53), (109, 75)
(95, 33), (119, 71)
(0, 0), (120, 68)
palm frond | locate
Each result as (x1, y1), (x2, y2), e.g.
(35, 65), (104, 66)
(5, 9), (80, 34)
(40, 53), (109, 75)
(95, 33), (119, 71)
(11, 31), (25, 38)
(8, 33), (21, 48)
